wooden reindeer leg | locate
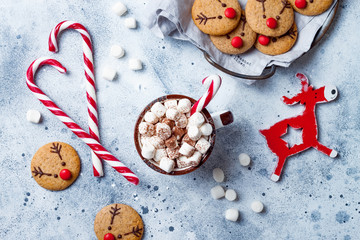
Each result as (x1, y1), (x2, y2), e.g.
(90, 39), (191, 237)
(313, 142), (338, 158)
(271, 156), (287, 182)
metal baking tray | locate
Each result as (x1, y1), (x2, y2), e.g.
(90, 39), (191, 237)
(200, 1), (339, 80)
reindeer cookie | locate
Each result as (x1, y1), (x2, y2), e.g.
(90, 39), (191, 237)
(289, 0), (333, 16)
(94, 204), (144, 240)
(31, 142), (80, 191)
(210, 11), (257, 54)
(192, 0), (242, 35)
(245, 0), (294, 37)
(255, 23), (298, 55)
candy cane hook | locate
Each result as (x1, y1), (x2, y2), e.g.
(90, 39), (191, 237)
(26, 57), (139, 185)
(49, 20), (103, 177)
(190, 75), (222, 115)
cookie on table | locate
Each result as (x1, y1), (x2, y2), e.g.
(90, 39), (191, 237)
(192, 0), (242, 36)
(210, 12), (257, 54)
(94, 204), (144, 240)
(31, 142), (80, 191)
(245, 0), (294, 37)
(255, 23), (298, 55)
(289, 0), (333, 16)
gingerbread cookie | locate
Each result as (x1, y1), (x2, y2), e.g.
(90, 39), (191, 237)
(245, 0), (294, 37)
(210, 11), (257, 54)
(31, 142), (80, 191)
(255, 23), (298, 55)
(192, 0), (242, 36)
(94, 204), (144, 240)
(289, 0), (333, 16)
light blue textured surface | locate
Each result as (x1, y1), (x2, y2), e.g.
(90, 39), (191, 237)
(0, 1), (359, 239)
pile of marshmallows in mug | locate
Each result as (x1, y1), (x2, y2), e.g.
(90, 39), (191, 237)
(138, 98), (213, 173)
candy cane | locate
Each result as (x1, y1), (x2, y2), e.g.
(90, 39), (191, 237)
(190, 75), (222, 115)
(26, 57), (139, 185)
(48, 20), (103, 177)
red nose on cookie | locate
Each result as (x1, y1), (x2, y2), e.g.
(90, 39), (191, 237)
(295, 0), (307, 8)
(258, 35), (270, 46)
(59, 169), (72, 180)
(224, 8), (236, 19)
(231, 36), (243, 48)
(104, 233), (115, 240)
(266, 18), (277, 29)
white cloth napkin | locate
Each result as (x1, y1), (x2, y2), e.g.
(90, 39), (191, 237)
(144, 0), (338, 77)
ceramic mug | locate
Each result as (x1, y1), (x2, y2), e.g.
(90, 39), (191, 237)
(134, 94), (233, 175)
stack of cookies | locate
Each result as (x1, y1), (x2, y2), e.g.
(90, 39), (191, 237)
(192, 0), (333, 56)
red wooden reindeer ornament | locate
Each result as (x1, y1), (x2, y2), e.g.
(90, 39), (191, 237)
(260, 73), (338, 182)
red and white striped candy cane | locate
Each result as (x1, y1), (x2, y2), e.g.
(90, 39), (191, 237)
(26, 57), (139, 185)
(48, 20), (103, 177)
(190, 75), (222, 115)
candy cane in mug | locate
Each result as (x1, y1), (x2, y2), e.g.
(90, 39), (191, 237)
(26, 57), (139, 185)
(48, 20), (103, 177)
(190, 75), (222, 115)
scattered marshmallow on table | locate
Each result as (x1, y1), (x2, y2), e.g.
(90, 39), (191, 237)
(188, 112), (205, 127)
(141, 144), (155, 160)
(102, 66), (117, 81)
(213, 168), (225, 183)
(187, 126), (202, 141)
(151, 102), (166, 118)
(159, 157), (175, 173)
(166, 108), (181, 121)
(125, 17), (137, 29)
(26, 109), (41, 123)
(200, 123), (213, 136)
(225, 208), (239, 222)
(239, 153), (251, 167)
(110, 45), (125, 58)
(112, 2), (127, 16)
(195, 137), (211, 154)
(144, 111), (158, 124)
(251, 201), (264, 213)
(225, 189), (237, 201)
(177, 98), (191, 113)
(128, 58), (142, 71)
(179, 142), (195, 157)
(211, 185), (225, 199)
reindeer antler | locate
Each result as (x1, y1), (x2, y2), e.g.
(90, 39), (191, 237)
(124, 226), (143, 237)
(282, 73), (310, 105)
(50, 143), (62, 160)
(296, 73), (309, 92)
(109, 204), (121, 225)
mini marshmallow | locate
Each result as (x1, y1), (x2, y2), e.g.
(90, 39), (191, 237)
(175, 114), (187, 128)
(239, 153), (251, 167)
(26, 109), (41, 123)
(148, 136), (165, 149)
(110, 45), (125, 58)
(177, 98), (191, 113)
(159, 157), (175, 173)
(138, 122), (155, 137)
(177, 156), (191, 168)
(179, 142), (195, 157)
(188, 112), (205, 127)
(151, 102), (166, 118)
(188, 151), (202, 166)
(166, 108), (181, 121)
(225, 189), (237, 201)
(129, 58), (142, 71)
(154, 149), (168, 162)
(213, 168), (225, 183)
(141, 144), (155, 160)
(112, 2), (127, 16)
(144, 111), (158, 124)
(251, 201), (264, 213)
(225, 209), (239, 222)
(188, 126), (202, 141)
(140, 136), (151, 146)
(102, 66), (117, 81)
(164, 100), (177, 109)
(195, 137), (211, 154)
(211, 185), (225, 199)
(182, 134), (196, 147)
(166, 147), (180, 160)
(156, 123), (172, 140)
(200, 123), (213, 136)
(125, 17), (137, 29)
(162, 118), (175, 129)
(165, 136), (178, 149)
